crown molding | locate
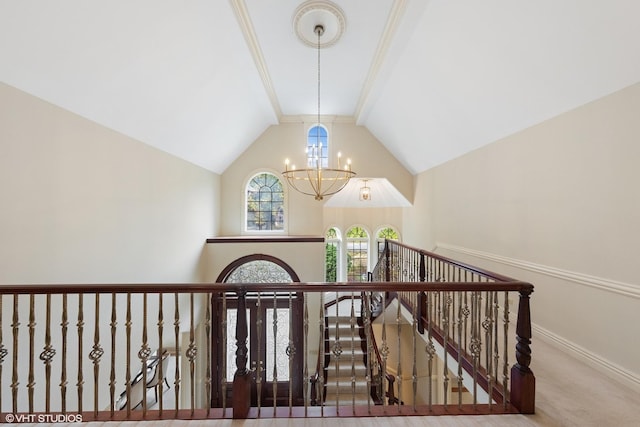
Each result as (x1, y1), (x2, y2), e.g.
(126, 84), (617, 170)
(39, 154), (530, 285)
(279, 114), (355, 124)
(354, 0), (407, 122)
(230, 0), (283, 119)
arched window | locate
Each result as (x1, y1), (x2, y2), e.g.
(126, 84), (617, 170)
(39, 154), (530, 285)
(325, 227), (341, 282)
(346, 226), (369, 282)
(376, 226), (400, 258)
(307, 125), (328, 168)
(246, 172), (285, 232)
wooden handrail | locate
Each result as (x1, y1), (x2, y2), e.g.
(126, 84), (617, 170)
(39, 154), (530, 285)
(382, 240), (521, 283)
(0, 281), (533, 295)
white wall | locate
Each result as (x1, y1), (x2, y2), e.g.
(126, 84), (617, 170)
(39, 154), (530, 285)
(404, 82), (640, 391)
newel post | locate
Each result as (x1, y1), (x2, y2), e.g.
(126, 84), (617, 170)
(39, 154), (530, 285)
(510, 289), (536, 414)
(232, 290), (251, 419)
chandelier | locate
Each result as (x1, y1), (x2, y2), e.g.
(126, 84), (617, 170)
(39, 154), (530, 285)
(282, 23), (355, 201)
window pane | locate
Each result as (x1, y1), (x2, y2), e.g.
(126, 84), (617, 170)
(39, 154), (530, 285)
(307, 125), (328, 168)
(246, 173), (284, 231)
(266, 308), (290, 381)
(325, 241), (338, 282)
(346, 226), (369, 282)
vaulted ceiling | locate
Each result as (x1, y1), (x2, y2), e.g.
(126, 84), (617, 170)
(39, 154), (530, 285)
(2, 0), (639, 175)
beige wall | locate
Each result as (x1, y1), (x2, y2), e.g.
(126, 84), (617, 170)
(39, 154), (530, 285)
(205, 240), (325, 283)
(405, 83), (640, 390)
(0, 82), (221, 411)
(0, 82), (219, 284)
(220, 119), (413, 237)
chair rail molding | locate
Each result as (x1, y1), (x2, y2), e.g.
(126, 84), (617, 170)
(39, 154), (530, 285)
(435, 243), (640, 300)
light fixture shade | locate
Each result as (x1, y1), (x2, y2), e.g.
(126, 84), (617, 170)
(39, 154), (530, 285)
(359, 181), (371, 201)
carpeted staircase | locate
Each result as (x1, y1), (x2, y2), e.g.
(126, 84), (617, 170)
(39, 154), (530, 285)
(322, 301), (371, 407)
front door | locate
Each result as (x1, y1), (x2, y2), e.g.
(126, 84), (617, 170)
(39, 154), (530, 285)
(211, 256), (304, 409)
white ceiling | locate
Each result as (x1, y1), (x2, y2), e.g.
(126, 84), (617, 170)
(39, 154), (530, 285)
(1, 0), (639, 175)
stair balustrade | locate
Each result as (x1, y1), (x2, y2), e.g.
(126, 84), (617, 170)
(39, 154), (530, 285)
(0, 241), (534, 420)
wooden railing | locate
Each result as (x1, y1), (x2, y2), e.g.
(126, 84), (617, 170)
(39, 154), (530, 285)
(0, 245), (534, 421)
(372, 240), (535, 414)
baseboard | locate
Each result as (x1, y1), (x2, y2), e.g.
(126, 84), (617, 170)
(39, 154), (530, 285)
(435, 242), (640, 393)
(435, 243), (640, 300)
(532, 323), (640, 393)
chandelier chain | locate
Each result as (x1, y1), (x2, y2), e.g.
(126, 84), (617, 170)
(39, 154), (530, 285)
(282, 23), (355, 201)
(316, 25), (323, 142)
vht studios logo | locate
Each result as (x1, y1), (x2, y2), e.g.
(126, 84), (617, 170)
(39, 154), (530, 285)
(4, 413), (83, 423)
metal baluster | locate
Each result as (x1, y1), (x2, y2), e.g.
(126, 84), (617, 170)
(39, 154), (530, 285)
(442, 291), (450, 407)
(204, 293), (211, 417)
(363, 292), (372, 414)
(272, 293), (278, 414)
(11, 295), (19, 414)
(28, 295), (35, 412)
(333, 290), (342, 412)
(60, 294), (68, 413)
(493, 290), (500, 406)
(484, 290), (494, 409)
(174, 293), (181, 417)
(158, 293), (165, 416)
(90, 294), (104, 418)
(350, 293), (356, 413)
(40, 294), (56, 413)
(256, 292), (262, 415)
(0, 302), (6, 412)
(318, 292), (325, 416)
(140, 295), (153, 415)
(396, 290), (402, 413)
(425, 291), (435, 411)
(457, 291), (464, 409)
(380, 292), (388, 413)
(109, 293), (116, 416)
(187, 294), (197, 415)
(470, 291), (481, 410)
(288, 292), (296, 415)
(77, 294), (84, 414)
(502, 291), (510, 410)
(412, 290), (418, 412)
(221, 293), (227, 416)
(463, 271), (469, 353)
(303, 292), (309, 416)
(0, 295), (5, 413)
(125, 294), (132, 416)
(139, 293), (150, 416)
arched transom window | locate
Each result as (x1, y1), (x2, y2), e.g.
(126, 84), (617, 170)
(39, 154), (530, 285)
(307, 125), (328, 168)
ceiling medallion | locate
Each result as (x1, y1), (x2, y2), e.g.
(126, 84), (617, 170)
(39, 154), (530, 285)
(293, 1), (346, 48)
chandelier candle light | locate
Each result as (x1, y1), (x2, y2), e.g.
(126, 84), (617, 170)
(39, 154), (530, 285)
(282, 23), (355, 200)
